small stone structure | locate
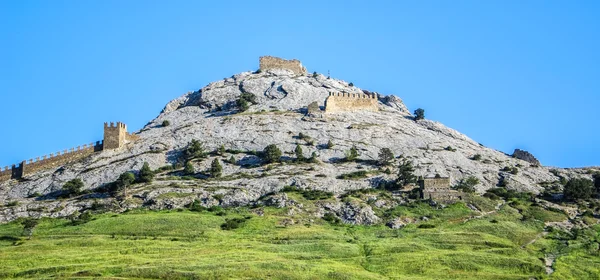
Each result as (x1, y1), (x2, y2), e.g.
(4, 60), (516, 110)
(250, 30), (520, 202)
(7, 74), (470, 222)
(325, 92), (378, 113)
(419, 176), (463, 203)
(0, 122), (138, 182)
(259, 56), (307, 76)
(512, 149), (541, 166)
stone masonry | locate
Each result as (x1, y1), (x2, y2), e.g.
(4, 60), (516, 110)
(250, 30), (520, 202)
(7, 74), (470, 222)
(0, 122), (138, 182)
(419, 177), (463, 203)
(325, 92), (378, 113)
(259, 56), (307, 76)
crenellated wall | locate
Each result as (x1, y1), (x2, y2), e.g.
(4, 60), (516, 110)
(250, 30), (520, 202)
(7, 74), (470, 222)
(324, 92), (378, 113)
(0, 121), (138, 183)
(259, 56), (307, 76)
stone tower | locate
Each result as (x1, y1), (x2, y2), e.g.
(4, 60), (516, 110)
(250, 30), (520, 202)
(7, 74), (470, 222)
(103, 122), (128, 150)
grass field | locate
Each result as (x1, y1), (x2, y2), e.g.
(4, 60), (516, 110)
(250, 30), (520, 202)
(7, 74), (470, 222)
(0, 196), (599, 279)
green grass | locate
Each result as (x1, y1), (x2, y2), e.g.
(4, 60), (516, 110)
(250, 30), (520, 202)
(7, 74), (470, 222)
(0, 202), (598, 279)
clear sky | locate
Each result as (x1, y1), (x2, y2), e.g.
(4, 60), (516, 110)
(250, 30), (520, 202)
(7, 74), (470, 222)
(1, 1), (598, 168)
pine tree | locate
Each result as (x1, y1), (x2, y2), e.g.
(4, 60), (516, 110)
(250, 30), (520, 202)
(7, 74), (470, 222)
(378, 148), (394, 166)
(184, 162), (195, 175)
(210, 159), (223, 178)
(217, 144), (226, 156)
(295, 145), (305, 162)
(414, 108), (425, 121)
(262, 144), (282, 164)
(138, 162), (154, 183)
(396, 159), (416, 188)
(345, 146), (359, 162)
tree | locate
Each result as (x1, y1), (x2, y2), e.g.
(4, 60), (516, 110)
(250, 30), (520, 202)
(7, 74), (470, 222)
(114, 172), (135, 196)
(414, 108), (425, 121)
(262, 144), (282, 164)
(62, 178), (84, 197)
(237, 98), (249, 112)
(237, 93), (256, 112)
(455, 176), (479, 193)
(396, 159), (416, 187)
(349, 82), (354, 87)
(295, 145), (305, 162)
(345, 146), (359, 162)
(21, 218), (38, 240)
(327, 140), (334, 149)
(227, 156), (236, 165)
(378, 148), (394, 166)
(184, 140), (206, 160)
(563, 178), (594, 201)
(210, 159), (223, 178)
(138, 162), (154, 183)
(217, 144), (226, 156)
(162, 120), (170, 127)
(184, 162), (195, 175)
(312, 71), (318, 78)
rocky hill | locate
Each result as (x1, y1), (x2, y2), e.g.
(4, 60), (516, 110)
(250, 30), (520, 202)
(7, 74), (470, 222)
(0, 58), (596, 223)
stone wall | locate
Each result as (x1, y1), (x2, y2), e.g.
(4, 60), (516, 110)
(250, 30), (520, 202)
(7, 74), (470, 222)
(0, 121), (139, 183)
(418, 177), (463, 203)
(324, 92), (378, 113)
(259, 56), (307, 76)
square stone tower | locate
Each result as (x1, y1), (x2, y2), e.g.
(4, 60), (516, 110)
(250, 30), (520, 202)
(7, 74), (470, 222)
(103, 122), (128, 150)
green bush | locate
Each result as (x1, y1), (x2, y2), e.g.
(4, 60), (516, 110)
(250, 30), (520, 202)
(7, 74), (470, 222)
(337, 171), (368, 180)
(418, 224), (435, 229)
(21, 218), (38, 239)
(322, 213), (341, 224)
(564, 178), (594, 201)
(138, 162), (154, 183)
(312, 71), (318, 78)
(348, 82), (354, 87)
(237, 93), (257, 112)
(444, 146), (456, 152)
(62, 178), (84, 197)
(471, 154), (482, 161)
(162, 120), (170, 127)
(414, 108), (425, 121)
(262, 144), (282, 164)
(454, 176), (479, 193)
(226, 156), (236, 165)
(221, 217), (250, 230)
(308, 152), (319, 163)
(345, 146), (359, 162)
(217, 144), (226, 156)
(183, 162), (195, 175)
(5, 201), (19, 207)
(113, 172), (135, 195)
(327, 140), (334, 149)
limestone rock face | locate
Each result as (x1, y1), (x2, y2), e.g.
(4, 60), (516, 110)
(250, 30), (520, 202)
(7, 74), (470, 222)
(0, 64), (592, 224)
(512, 149), (541, 166)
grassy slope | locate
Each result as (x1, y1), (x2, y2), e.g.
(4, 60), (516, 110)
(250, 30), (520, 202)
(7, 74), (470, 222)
(0, 198), (598, 279)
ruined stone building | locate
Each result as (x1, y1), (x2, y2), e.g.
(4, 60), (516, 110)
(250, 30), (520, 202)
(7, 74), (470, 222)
(419, 176), (463, 203)
(0, 122), (138, 182)
(325, 92), (378, 113)
(259, 56), (307, 76)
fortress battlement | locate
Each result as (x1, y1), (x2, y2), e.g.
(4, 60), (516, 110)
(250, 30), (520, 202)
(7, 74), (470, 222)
(259, 56), (307, 76)
(0, 122), (138, 183)
(324, 91), (378, 113)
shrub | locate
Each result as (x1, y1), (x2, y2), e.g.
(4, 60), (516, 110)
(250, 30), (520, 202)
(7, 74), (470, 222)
(21, 218), (38, 239)
(237, 93), (257, 112)
(471, 154), (482, 161)
(396, 159), (416, 188)
(295, 144), (305, 162)
(188, 200), (206, 212)
(444, 146), (456, 152)
(312, 71), (318, 78)
(62, 178), (84, 197)
(322, 213), (341, 224)
(226, 156), (236, 165)
(210, 159), (223, 178)
(345, 146), (359, 162)
(327, 140), (334, 149)
(302, 189), (334, 200)
(378, 148), (394, 166)
(5, 201), (19, 207)
(349, 82), (354, 87)
(455, 176), (479, 193)
(217, 144), (226, 156)
(162, 120), (170, 127)
(418, 224), (435, 229)
(70, 211), (94, 226)
(221, 217), (250, 230)
(237, 98), (249, 111)
(337, 171), (368, 180)
(563, 178), (594, 201)
(594, 173), (600, 195)
(114, 172), (135, 195)
(183, 162), (195, 175)
(184, 140), (206, 160)
(414, 108), (425, 121)
(138, 162), (154, 183)
(262, 144), (282, 164)
(308, 152), (319, 163)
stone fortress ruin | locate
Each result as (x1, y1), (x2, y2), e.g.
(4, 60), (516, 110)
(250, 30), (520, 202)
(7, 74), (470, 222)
(419, 176), (463, 203)
(0, 122), (138, 182)
(325, 92), (378, 113)
(259, 56), (307, 76)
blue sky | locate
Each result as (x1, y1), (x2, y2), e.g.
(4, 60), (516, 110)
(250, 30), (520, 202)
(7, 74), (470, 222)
(0, 1), (598, 168)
